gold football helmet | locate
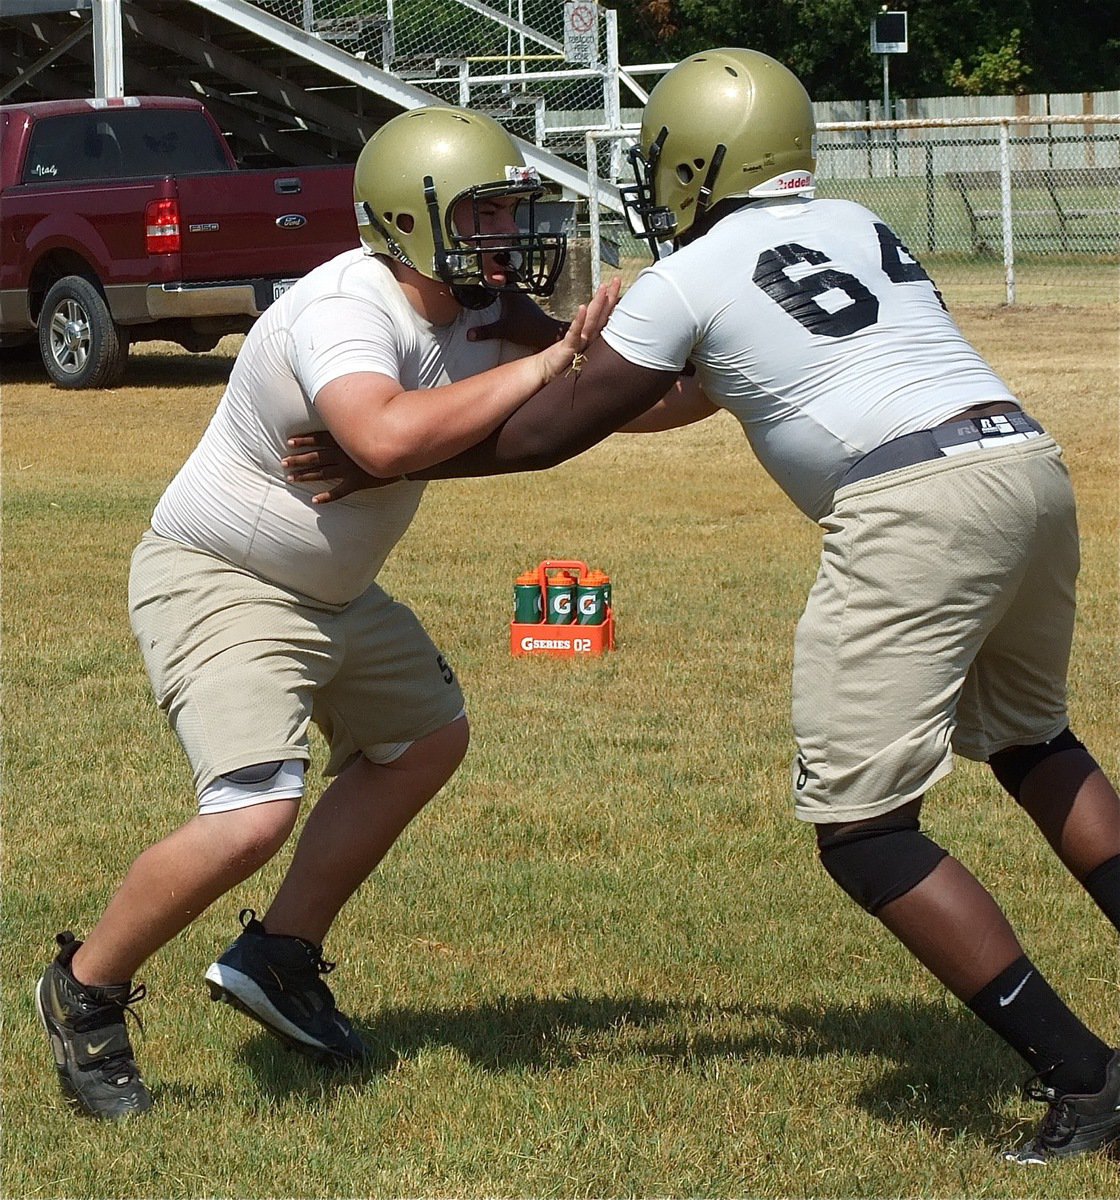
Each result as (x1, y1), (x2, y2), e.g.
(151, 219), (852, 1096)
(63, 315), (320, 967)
(621, 48), (816, 258)
(353, 106), (566, 304)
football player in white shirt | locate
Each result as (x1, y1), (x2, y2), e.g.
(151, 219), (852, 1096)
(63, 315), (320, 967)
(35, 106), (618, 1120)
(298, 49), (1120, 1163)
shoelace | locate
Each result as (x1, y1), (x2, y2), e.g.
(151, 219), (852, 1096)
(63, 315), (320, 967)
(72, 981), (147, 1035)
(303, 945), (337, 977)
(1022, 1069), (1077, 1151)
(238, 906), (335, 975)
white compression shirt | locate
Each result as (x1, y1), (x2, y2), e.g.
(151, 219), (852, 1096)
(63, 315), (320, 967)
(152, 248), (516, 605)
(602, 197), (1017, 521)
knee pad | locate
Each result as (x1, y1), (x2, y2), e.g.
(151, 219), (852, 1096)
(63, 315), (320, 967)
(222, 761), (285, 785)
(198, 759), (306, 814)
(817, 817), (948, 915)
(988, 727), (1086, 801)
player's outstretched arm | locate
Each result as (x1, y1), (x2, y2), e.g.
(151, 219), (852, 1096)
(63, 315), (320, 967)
(411, 339), (681, 480)
(283, 282), (620, 500)
(286, 338), (683, 498)
(614, 372), (719, 433)
(310, 282), (618, 481)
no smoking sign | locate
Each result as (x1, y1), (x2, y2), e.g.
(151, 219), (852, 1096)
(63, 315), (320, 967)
(563, 1), (599, 64)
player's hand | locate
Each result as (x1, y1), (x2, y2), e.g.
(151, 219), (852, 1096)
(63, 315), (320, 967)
(466, 291), (567, 349)
(536, 278), (621, 384)
(283, 432), (400, 503)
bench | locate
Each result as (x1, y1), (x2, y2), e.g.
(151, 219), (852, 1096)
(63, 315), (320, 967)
(307, 15), (392, 61)
(946, 167), (1118, 252)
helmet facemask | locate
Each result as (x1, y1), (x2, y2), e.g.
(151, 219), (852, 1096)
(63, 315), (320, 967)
(621, 128), (728, 261)
(353, 107), (569, 308)
(620, 129), (675, 260)
(429, 171), (567, 308)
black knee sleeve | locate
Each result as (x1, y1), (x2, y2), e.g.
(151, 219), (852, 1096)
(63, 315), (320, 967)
(988, 727), (1086, 801)
(221, 760), (284, 785)
(818, 817), (949, 915)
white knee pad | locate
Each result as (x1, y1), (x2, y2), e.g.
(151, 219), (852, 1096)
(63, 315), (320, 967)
(198, 759), (306, 814)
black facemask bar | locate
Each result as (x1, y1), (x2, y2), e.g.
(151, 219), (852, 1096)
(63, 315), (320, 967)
(425, 177), (568, 306)
(619, 127), (676, 261)
(621, 129), (729, 261)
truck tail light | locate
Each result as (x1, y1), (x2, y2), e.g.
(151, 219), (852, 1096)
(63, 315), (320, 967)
(144, 198), (181, 254)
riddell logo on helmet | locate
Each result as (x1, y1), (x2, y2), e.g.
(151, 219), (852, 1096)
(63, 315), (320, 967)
(749, 171), (815, 199)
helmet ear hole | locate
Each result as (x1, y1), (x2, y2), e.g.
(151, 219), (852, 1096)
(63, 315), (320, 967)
(394, 213), (414, 233)
(676, 163), (694, 184)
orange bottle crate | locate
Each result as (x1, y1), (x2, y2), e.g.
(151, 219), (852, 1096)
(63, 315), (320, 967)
(510, 559), (615, 657)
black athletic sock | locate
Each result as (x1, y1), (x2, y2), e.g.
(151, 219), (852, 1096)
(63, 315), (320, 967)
(966, 954), (1112, 1095)
(1082, 853), (1120, 934)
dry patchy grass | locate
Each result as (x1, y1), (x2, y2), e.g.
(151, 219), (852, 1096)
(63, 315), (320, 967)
(2, 304), (1117, 1198)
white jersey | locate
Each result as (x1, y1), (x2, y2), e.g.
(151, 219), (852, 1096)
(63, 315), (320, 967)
(152, 248), (514, 605)
(602, 197), (1016, 520)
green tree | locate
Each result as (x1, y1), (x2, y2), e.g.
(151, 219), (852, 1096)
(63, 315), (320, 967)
(1020, 0), (1120, 92)
(946, 28), (1031, 95)
(613, 0), (1120, 98)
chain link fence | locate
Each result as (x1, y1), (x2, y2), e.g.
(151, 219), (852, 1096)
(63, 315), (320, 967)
(254, 0), (631, 156)
(587, 116), (1119, 308)
(243, 3), (1117, 307)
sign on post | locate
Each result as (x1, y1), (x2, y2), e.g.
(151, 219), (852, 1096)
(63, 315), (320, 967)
(870, 11), (908, 54)
(564, 1), (599, 65)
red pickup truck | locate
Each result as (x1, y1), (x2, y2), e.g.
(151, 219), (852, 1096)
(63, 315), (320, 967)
(0, 95), (358, 388)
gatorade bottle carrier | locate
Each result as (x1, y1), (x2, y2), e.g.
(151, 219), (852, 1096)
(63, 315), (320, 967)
(511, 560), (615, 657)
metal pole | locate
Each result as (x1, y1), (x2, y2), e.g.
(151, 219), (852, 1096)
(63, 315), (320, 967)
(91, 0), (124, 98)
(998, 122), (1016, 304)
(586, 131), (602, 292)
(458, 60), (469, 107)
(384, 0), (395, 71)
(604, 8), (621, 179)
(925, 142), (936, 252)
(882, 54), (889, 118)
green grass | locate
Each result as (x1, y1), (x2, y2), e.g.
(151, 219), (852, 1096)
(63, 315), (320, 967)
(2, 304), (1118, 1197)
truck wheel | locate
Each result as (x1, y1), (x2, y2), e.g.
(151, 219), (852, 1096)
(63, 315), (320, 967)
(38, 275), (129, 389)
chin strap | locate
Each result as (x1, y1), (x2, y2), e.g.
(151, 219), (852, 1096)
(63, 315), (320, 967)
(359, 202), (417, 271)
(451, 283), (498, 310)
(694, 143), (727, 222)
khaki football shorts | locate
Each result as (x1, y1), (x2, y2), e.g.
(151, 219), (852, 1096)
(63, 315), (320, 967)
(129, 531), (465, 798)
(792, 435), (1077, 824)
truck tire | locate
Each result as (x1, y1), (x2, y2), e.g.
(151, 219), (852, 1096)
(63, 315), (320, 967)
(38, 275), (129, 389)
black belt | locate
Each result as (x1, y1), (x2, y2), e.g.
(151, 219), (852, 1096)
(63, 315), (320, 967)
(841, 410), (1046, 487)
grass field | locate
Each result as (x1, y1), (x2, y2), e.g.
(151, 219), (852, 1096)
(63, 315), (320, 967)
(1, 298), (1118, 1197)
